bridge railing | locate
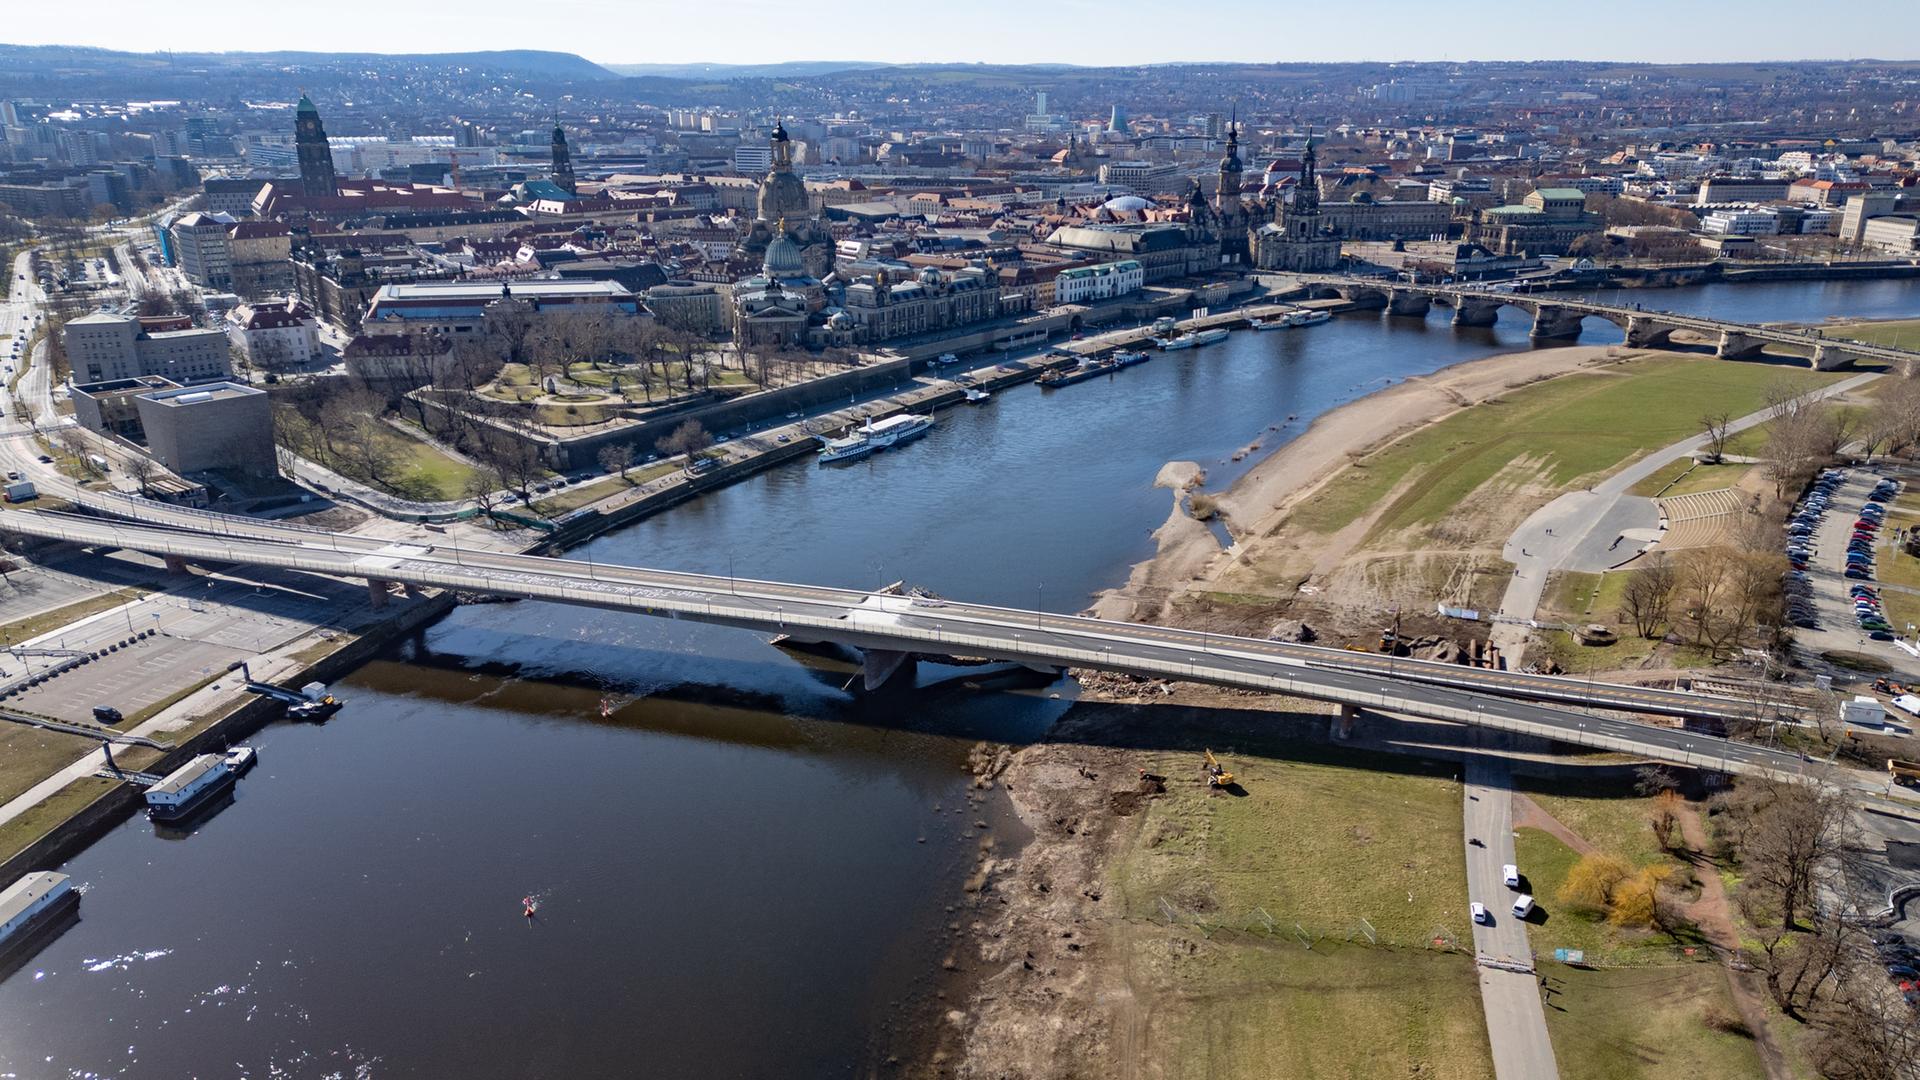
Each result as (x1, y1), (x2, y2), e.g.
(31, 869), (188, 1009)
(1, 514), (1804, 779)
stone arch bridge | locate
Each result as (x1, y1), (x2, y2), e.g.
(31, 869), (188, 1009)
(1292, 275), (1915, 371)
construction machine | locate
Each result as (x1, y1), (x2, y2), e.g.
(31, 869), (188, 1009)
(1203, 749), (1234, 790)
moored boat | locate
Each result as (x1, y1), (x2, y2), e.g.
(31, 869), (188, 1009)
(0, 871), (80, 968)
(144, 754), (237, 823)
(964, 388), (990, 403)
(1284, 309), (1331, 327)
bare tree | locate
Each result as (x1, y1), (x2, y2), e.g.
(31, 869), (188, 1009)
(464, 467), (506, 517)
(1700, 411), (1733, 463)
(1730, 777), (1858, 933)
(1619, 560), (1676, 639)
(656, 419), (713, 467)
(597, 443), (634, 480)
(123, 454), (157, 495)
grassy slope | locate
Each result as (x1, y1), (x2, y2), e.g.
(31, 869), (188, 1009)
(1288, 356), (1841, 541)
(1625, 457), (1755, 499)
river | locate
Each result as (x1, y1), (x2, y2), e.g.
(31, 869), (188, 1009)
(2, 278), (1916, 1078)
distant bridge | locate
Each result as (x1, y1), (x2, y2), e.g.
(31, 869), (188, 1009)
(1292, 275), (1918, 371)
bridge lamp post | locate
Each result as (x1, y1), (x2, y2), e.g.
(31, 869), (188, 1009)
(1036, 583), (1044, 629)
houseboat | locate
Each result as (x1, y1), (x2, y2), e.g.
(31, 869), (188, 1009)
(144, 754), (237, 823)
(0, 872), (79, 967)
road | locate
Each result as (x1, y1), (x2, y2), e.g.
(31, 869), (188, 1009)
(1465, 739), (1560, 1080)
(1490, 371), (1882, 663)
(0, 504), (1875, 791)
(55, 487), (1784, 724)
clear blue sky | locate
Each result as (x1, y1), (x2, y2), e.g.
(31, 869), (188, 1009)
(8, 0), (1920, 67)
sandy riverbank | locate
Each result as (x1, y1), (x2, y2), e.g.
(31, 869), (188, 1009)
(1090, 343), (1627, 623)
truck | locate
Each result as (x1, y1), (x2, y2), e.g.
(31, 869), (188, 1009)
(2, 480), (35, 503)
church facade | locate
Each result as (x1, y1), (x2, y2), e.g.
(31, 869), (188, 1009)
(1249, 133), (1341, 273)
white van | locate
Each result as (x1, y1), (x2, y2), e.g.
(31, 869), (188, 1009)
(1511, 894), (1535, 919)
(1471, 902), (1490, 925)
(1502, 864), (1520, 889)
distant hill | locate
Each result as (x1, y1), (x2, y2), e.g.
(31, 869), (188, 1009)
(605, 60), (890, 79)
(0, 44), (618, 81)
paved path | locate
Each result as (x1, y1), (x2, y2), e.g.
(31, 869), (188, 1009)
(1464, 734), (1559, 1080)
(1491, 371), (1882, 664)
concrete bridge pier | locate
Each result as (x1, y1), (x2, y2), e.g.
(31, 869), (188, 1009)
(1810, 344), (1853, 372)
(1715, 330), (1770, 359)
(367, 578), (393, 610)
(1386, 290), (1432, 317)
(163, 555), (190, 575)
(1451, 298), (1502, 327)
(1332, 704), (1362, 740)
(860, 648), (917, 691)
(1623, 317), (1678, 349)
(1528, 307), (1586, 340)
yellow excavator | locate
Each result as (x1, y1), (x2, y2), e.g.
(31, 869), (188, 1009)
(1204, 749), (1234, 790)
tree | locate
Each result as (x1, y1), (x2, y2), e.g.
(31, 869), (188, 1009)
(465, 467), (506, 517)
(1606, 864), (1673, 928)
(1700, 412), (1733, 463)
(483, 297), (537, 366)
(1649, 790), (1683, 850)
(656, 419), (713, 467)
(1729, 777), (1857, 932)
(597, 443), (634, 480)
(1619, 560), (1676, 639)
(123, 453), (157, 495)
(1557, 852), (1631, 912)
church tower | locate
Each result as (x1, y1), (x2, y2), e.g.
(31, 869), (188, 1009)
(1253, 126), (1340, 272)
(550, 122), (577, 196)
(295, 93), (337, 198)
(1215, 110), (1249, 262)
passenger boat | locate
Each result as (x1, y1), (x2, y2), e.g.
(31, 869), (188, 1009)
(0, 872), (80, 967)
(933, 352), (961, 367)
(1251, 316), (1289, 330)
(144, 754), (237, 823)
(1112, 350), (1151, 368)
(964, 388), (991, 403)
(1284, 309), (1331, 327)
(1163, 328), (1229, 349)
(818, 432), (875, 464)
(864, 413), (934, 448)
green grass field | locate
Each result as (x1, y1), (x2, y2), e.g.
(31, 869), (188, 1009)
(1543, 962), (1769, 1080)
(1113, 740), (1471, 945)
(1287, 356), (1842, 541)
(1098, 714), (1492, 1079)
(0, 776), (118, 866)
(1161, 942), (1492, 1080)
(1832, 318), (1920, 349)
(0, 586), (151, 645)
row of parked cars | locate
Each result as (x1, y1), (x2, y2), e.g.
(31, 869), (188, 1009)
(1875, 932), (1920, 1013)
(1785, 470), (1848, 630)
(1847, 479), (1900, 640)
(1783, 471), (1902, 639)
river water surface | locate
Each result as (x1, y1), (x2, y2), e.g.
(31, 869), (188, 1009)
(2, 280), (1916, 1077)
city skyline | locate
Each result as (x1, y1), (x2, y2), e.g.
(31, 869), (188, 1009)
(6, 0), (1920, 68)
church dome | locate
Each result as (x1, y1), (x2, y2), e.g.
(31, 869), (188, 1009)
(763, 223), (805, 277)
(1101, 195), (1152, 213)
